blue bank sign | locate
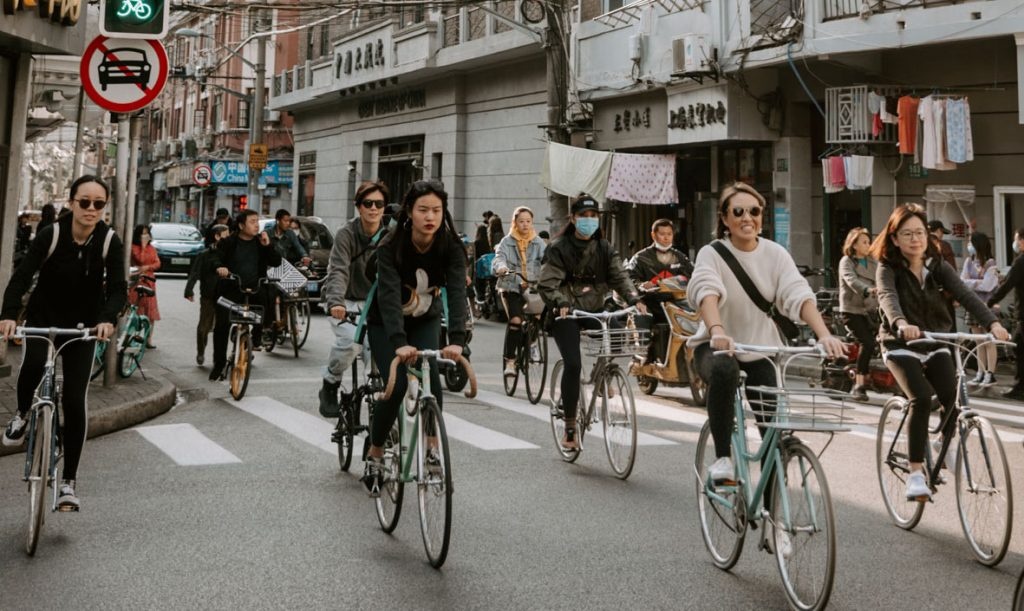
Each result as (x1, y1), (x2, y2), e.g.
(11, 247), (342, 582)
(208, 160), (293, 186)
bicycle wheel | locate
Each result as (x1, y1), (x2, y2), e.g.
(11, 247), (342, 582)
(118, 317), (150, 378)
(694, 421), (746, 569)
(443, 357), (470, 392)
(548, 360), (581, 463)
(375, 421), (404, 533)
(956, 416), (1013, 566)
(773, 442), (836, 611)
(524, 325), (548, 405)
(503, 339), (520, 397)
(26, 407), (52, 556)
(295, 300), (312, 348)
(1014, 568), (1024, 611)
(288, 303), (301, 357)
(876, 396), (925, 529)
(230, 330), (252, 400)
(418, 398), (452, 568)
(686, 351), (707, 407)
(601, 367), (637, 479)
(90, 340), (106, 381)
(335, 398), (355, 472)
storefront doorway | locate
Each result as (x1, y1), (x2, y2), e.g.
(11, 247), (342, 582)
(823, 189), (871, 284)
(377, 137), (424, 199)
(993, 186), (1024, 266)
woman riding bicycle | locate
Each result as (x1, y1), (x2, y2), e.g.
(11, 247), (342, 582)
(0, 175), (126, 511)
(837, 227), (879, 402)
(492, 206), (546, 377)
(872, 204), (1009, 500)
(361, 180), (467, 491)
(537, 195), (647, 451)
(687, 182), (844, 484)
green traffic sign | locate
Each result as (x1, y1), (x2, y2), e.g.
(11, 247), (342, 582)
(99, 0), (168, 39)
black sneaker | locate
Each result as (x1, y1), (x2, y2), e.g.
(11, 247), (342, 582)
(209, 364), (226, 381)
(318, 380), (341, 418)
(2, 413), (28, 447)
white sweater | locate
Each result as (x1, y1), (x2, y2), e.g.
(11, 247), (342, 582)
(686, 238), (816, 360)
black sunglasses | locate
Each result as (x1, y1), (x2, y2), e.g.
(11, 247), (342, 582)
(730, 206), (762, 219)
(359, 199), (387, 209)
(74, 198), (108, 211)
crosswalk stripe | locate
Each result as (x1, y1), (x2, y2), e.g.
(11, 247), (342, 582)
(442, 413), (539, 450)
(234, 396), (337, 454)
(134, 423), (242, 465)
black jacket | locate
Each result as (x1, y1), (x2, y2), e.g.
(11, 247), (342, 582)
(210, 233), (282, 293)
(184, 247), (220, 300)
(626, 244), (693, 285)
(1, 216), (126, 327)
(988, 255), (1024, 321)
(537, 229), (639, 313)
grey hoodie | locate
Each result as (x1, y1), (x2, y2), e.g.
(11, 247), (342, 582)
(322, 217), (383, 308)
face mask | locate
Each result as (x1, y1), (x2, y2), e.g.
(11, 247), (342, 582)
(655, 242), (672, 252)
(1014, 241), (1021, 255)
(967, 243), (976, 256)
(575, 217), (599, 238)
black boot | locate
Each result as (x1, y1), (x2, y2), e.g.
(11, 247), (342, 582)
(319, 379), (341, 417)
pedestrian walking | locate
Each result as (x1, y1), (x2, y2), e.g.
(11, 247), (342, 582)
(130, 224), (161, 349)
(961, 232), (1000, 387)
(36, 203), (56, 235)
(837, 227), (879, 401)
(928, 219), (958, 331)
(987, 228), (1024, 400)
(185, 224), (229, 366)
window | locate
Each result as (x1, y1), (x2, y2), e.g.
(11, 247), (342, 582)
(319, 23), (330, 57)
(238, 93), (250, 129)
(305, 27), (314, 61)
(298, 173), (315, 217)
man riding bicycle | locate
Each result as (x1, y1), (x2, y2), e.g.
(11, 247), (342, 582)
(627, 218), (693, 364)
(268, 208), (311, 267)
(319, 180), (390, 416)
(537, 195), (647, 450)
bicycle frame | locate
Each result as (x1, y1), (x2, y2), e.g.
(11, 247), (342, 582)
(396, 358), (435, 484)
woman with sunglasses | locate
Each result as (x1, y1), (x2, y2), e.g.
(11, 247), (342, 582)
(318, 180), (390, 416)
(872, 204), (1009, 500)
(0, 175), (126, 511)
(688, 182), (844, 485)
(360, 180), (467, 491)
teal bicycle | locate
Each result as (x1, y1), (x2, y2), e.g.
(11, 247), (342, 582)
(695, 343), (849, 611)
(90, 274), (153, 380)
(373, 350), (477, 568)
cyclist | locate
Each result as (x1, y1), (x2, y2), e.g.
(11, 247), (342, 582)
(129, 224), (161, 349)
(0, 175), (126, 510)
(268, 208), (311, 267)
(837, 227), (879, 402)
(492, 206), (546, 377)
(185, 224), (229, 366)
(626, 218), (693, 364)
(960, 232), (1000, 387)
(209, 209), (282, 381)
(537, 194), (647, 450)
(872, 204), (1009, 500)
(318, 180), (390, 417)
(361, 180), (467, 492)
(687, 182), (844, 484)
(987, 227), (1024, 400)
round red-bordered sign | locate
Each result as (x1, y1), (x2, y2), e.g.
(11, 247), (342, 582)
(80, 35), (168, 113)
(193, 164), (213, 186)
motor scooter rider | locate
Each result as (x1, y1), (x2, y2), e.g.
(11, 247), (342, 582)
(626, 219), (693, 363)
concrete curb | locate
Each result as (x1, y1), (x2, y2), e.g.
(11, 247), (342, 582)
(0, 378), (177, 458)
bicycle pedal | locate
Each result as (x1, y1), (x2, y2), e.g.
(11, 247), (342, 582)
(57, 505), (79, 513)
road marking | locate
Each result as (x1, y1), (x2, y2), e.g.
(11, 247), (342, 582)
(234, 396), (336, 454)
(135, 423), (241, 466)
(443, 413), (539, 450)
(246, 377), (322, 384)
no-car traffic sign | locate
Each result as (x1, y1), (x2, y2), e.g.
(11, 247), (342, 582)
(193, 164), (213, 186)
(80, 35), (168, 113)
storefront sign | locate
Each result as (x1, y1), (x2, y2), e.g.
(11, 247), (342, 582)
(358, 89), (426, 119)
(614, 107), (652, 132)
(666, 83), (776, 146)
(209, 159), (293, 186)
(335, 38), (385, 78)
(2, 0), (82, 26)
(668, 101), (725, 130)
(592, 93), (667, 149)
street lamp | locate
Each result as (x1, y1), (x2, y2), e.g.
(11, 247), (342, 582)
(176, 20), (267, 214)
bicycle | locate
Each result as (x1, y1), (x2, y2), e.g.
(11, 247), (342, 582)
(1015, 567), (1024, 611)
(331, 313), (383, 472)
(264, 281), (311, 358)
(372, 350), (477, 568)
(548, 306), (648, 479)
(694, 343), (848, 611)
(499, 271), (547, 404)
(10, 326), (98, 556)
(876, 331), (1015, 566)
(117, 0), (153, 20)
(89, 274), (154, 380)
(216, 275), (277, 400)
(439, 288), (474, 392)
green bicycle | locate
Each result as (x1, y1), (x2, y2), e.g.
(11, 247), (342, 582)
(373, 350), (477, 568)
(90, 275), (153, 380)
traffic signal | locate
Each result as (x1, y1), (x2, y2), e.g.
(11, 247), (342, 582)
(238, 195), (248, 210)
(99, 0), (169, 39)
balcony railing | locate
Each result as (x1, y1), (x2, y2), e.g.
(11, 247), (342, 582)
(823, 0), (986, 22)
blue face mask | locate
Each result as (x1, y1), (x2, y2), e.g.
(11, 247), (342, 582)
(575, 217), (599, 238)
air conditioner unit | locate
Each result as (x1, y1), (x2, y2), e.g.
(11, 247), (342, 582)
(672, 34), (709, 74)
(264, 109), (280, 122)
(219, 120), (228, 132)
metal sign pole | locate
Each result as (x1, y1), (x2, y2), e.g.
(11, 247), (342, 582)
(105, 113), (131, 388)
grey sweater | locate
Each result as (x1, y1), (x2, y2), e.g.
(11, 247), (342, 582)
(837, 255), (878, 315)
(322, 217), (381, 308)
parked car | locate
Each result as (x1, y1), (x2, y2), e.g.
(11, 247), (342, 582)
(150, 222), (204, 273)
(259, 216), (333, 301)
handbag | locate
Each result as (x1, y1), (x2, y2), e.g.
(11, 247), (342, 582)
(710, 241), (801, 342)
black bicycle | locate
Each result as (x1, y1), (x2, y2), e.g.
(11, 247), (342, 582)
(499, 271), (548, 404)
(439, 289), (474, 392)
(331, 314), (384, 471)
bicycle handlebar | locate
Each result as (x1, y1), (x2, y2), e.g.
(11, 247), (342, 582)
(714, 341), (827, 357)
(497, 270), (535, 284)
(907, 331), (1016, 348)
(557, 306), (647, 321)
(382, 351), (478, 401)
(223, 273), (280, 294)
(13, 326), (96, 339)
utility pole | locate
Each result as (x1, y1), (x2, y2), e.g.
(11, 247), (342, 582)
(72, 87), (86, 177)
(124, 115), (142, 273)
(544, 0), (570, 235)
(247, 8), (267, 214)
(105, 112), (130, 388)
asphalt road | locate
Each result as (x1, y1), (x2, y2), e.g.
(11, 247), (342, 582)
(1, 277), (1023, 609)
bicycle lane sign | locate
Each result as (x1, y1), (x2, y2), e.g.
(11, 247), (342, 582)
(79, 35), (168, 113)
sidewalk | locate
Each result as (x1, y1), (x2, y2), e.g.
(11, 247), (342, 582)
(0, 349), (176, 458)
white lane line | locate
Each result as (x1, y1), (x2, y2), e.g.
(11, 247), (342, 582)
(469, 389), (676, 446)
(442, 413), (539, 450)
(246, 377), (322, 384)
(134, 423), (242, 466)
(234, 396), (336, 454)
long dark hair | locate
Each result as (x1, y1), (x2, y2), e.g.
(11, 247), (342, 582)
(969, 232), (993, 264)
(868, 203), (939, 265)
(131, 224), (152, 246)
(379, 179), (460, 268)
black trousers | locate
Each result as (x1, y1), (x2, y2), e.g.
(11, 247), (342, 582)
(694, 343), (778, 459)
(549, 317), (600, 420)
(500, 291), (525, 360)
(212, 285), (268, 369)
(884, 352), (957, 463)
(368, 317), (442, 448)
(841, 313), (878, 376)
(1013, 322), (1024, 390)
(17, 337), (93, 480)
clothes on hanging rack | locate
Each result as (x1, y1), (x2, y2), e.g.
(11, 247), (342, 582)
(822, 155), (844, 193)
(945, 97), (974, 164)
(605, 152), (677, 205)
(845, 155), (874, 190)
(897, 95), (920, 155)
(919, 96), (957, 171)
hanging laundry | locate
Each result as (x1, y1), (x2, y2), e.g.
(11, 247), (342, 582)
(945, 97), (974, 164)
(880, 96), (899, 124)
(828, 156), (847, 191)
(605, 152), (677, 205)
(822, 161), (842, 194)
(540, 141), (613, 201)
(897, 96), (920, 155)
(845, 155), (874, 190)
(918, 97), (956, 171)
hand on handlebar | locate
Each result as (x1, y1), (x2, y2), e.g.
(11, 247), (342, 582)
(95, 322), (115, 341)
(898, 324), (922, 341)
(816, 335), (847, 359)
(990, 322), (1011, 342)
(441, 344), (463, 361)
(330, 305), (347, 320)
(0, 319), (15, 340)
(395, 345), (418, 365)
(709, 331), (734, 353)
(216, 266), (230, 278)
(558, 306), (570, 318)
(497, 266), (509, 276)
(635, 301), (649, 316)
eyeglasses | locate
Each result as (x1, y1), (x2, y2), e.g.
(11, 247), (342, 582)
(359, 199), (387, 209)
(74, 198), (107, 211)
(897, 230), (928, 241)
(730, 206), (762, 219)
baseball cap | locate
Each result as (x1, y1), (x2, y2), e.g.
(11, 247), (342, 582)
(571, 195), (600, 214)
(927, 220), (950, 234)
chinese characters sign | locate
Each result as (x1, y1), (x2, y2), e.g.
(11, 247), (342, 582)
(669, 101), (726, 130)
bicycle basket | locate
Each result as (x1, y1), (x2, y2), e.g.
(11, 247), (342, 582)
(582, 327), (650, 358)
(743, 387), (852, 432)
(523, 288), (544, 315)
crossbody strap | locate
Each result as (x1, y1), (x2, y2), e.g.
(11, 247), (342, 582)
(710, 241), (772, 315)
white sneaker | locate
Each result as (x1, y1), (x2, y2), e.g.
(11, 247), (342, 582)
(980, 372), (996, 387)
(57, 479), (80, 511)
(931, 438), (957, 472)
(708, 456), (735, 483)
(775, 530), (793, 560)
(529, 343), (541, 362)
(503, 360), (516, 377)
(2, 413), (28, 447)
(905, 470), (931, 500)
(967, 371), (985, 386)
